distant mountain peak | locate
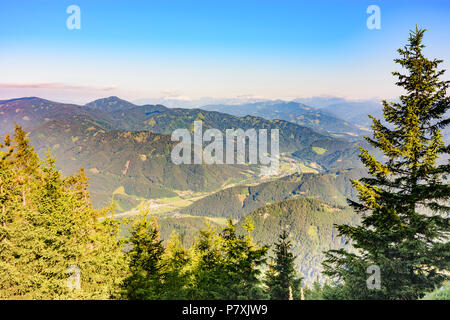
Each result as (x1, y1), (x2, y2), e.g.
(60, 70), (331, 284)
(85, 96), (137, 112)
(86, 96), (130, 104)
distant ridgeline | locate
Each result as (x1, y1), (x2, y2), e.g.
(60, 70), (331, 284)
(203, 101), (368, 139)
(0, 96), (364, 208)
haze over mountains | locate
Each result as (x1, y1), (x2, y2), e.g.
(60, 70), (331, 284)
(135, 95), (384, 127)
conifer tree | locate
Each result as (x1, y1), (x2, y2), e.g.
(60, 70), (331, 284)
(0, 125), (127, 299)
(187, 220), (268, 299)
(0, 133), (20, 294)
(0, 133), (14, 241)
(187, 223), (228, 299)
(219, 218), (268, 299)
(12, 123), (39, 207)
(265, 230), (302, 299)
(323, 27), (450, 300)
(160, 232), (190, 299)
(122, 212), (165, 299)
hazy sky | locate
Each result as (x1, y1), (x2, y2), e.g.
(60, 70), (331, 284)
(1, 0), (450, 104)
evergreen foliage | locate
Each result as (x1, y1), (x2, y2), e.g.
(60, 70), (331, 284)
(239, 197), (358, 284)
(186, 220), (269, 299)
(265, 230), (302, 299)
(323, 27), (450, 300)
(0, 124), (126, 299)
(121, 213), (165, 299)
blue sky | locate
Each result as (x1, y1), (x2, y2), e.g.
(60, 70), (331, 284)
(1, 0), (450, 104)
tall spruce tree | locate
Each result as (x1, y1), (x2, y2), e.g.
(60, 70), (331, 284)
(323, 27), (450, 300)
(12, 124), (39, 207)
(122, 212), (165, 299)
(220, 218), (268, 299)
(159, 232), (190, 299)
(265, 230), (302, 300)
(186, 222), (227, 299)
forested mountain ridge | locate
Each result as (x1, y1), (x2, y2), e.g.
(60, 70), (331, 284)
(0, 97), (113, 137)
(106, 104), (336, 153)
(182, 168), (364, 219)
(28, 116), (253, 208)
(1, 96), (359, 156)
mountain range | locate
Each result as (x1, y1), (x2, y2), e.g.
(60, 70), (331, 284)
(0, 95), (389, 285)
(203, 100), (366, 138)
(0, 96), (363, 209)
